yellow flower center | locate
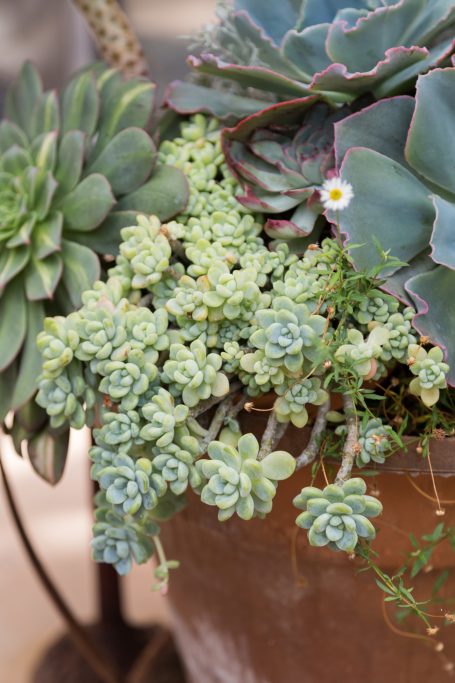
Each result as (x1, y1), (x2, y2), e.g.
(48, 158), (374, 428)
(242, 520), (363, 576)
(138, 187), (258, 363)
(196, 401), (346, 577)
(329, 188), (343, 201)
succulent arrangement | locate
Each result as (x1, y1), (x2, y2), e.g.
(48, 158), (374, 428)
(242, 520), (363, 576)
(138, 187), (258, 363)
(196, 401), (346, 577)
(34, 112), (452, 598)
(3, 0), (455, 658)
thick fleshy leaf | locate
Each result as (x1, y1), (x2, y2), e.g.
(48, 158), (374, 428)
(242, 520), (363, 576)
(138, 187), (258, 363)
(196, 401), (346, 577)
(234, 0), (303, 45)
(11, 301), (45, 409)
(335, 96), (415, 168)
(116, 165), (189, 220)
(28, 428), (70, 485)
(60, 239), (100, 307)
(33, 212), (63, 260)
(1, 145), (32, 174)
(67, 210), (139, 254)
(32, 131), (58, 172)
(54, 131), (85, 198)
(61, 70), (99, 136)
(58, 173), (115, 231)
(0, 121), (28, 153)
(0, 362), (17, 422)
(407, 267), (455, 385)
(282, 25), (332, 78)
(25, 253), (63, 300)
(0, 246), (30, 290)
(309, 47), (429, 99)
(326, 3), (423, 73)
(4, 61), (43, 137)
(374, 38), (455, 99)
(189, 54), (310, 97)
(261, 450), (296, 480)
(165, 81), (268, 121)
(86, 127), (155, 195)
(339, 148), (435, 272)
(0, 279), (27, 371)
(34, 171), (58, 220)
(30, 90), (60, 138)
(405, 68), (455, 195)
(430, 196), (455, 269)
(94, 79), (155, 154)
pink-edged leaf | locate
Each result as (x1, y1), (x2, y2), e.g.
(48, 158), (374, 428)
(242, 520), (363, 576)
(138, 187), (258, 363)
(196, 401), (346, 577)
(189, 54), (310, 97)
(309, 46), (429, 98)
(374, 38), (455, 98)
(326, 3), (423, 72)
(165, 81), (267, 121)
(266, 200), (321, 238)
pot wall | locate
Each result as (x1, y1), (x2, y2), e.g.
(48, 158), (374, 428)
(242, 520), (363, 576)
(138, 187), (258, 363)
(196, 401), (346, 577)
(162, 421), (455, 683)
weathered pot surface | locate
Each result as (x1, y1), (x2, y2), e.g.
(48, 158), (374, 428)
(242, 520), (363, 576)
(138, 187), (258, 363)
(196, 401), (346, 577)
(162, 417), (455, 683)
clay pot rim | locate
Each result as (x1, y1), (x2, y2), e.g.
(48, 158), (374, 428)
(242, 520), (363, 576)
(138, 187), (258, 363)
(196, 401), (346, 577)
(365, 435), (455, 477)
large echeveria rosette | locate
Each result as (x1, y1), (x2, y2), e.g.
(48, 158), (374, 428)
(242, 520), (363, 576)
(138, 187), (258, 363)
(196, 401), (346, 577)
(167, 0), (455, 120)
(0, 62), (189, 431)
(333, 67), (455, 384)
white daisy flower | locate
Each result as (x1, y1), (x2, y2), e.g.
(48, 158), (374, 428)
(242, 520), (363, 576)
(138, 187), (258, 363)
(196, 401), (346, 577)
(320, 177), (354, 211)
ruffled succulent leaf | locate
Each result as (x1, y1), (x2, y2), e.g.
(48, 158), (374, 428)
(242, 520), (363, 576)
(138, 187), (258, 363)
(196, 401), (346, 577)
(172, 0), (455, 118)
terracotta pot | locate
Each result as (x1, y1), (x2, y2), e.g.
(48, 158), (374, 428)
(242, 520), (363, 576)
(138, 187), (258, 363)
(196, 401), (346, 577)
(162, 415), (455, 683)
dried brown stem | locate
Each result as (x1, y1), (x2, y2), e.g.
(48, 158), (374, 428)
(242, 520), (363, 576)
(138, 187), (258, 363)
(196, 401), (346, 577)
(335, 394), (358, 485)
(296, 399), (330, 470)
(72, 0), (148, 78)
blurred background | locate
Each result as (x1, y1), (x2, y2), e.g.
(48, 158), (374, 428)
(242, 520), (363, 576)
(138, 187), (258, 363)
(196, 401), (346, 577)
(0, 1), (215, 680)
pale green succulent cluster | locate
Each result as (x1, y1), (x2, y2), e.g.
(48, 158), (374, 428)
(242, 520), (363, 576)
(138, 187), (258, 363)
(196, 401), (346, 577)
(356, 419), (394, 467)
(274, 378), (328, 428)
(35, 114), (450, 580)
(162, 340), (230, 408)
(408, 345), (449, 407)
(158, 114), (254, 220)
(197, 434), (296, 521)
(272, 239), (338, 311)
(92, 503), (158, 576)
(294, 478), (383, 552)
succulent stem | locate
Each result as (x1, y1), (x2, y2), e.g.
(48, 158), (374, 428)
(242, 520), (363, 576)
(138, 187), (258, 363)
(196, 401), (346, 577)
(72, 0), (148, 78)
(296, 399), (330, 470)
(189, 381), (242, 419)
(335, 394), (359, 485)
(258, 411), (288, 460)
